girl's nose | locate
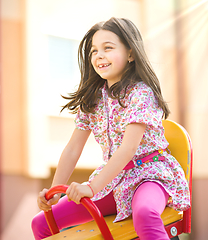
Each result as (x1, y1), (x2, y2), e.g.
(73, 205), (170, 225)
(96, 51), (104, 59)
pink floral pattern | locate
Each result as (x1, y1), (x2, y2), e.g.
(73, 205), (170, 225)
(75, 82), (190, 222)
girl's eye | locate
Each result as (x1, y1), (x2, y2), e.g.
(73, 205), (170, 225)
(105, 46), (113, 50)
(91, 49), (97, 54)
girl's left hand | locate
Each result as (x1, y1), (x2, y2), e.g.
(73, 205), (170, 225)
(66, 182), (94, 204)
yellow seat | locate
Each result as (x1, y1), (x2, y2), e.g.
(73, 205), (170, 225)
(44, 119), (193, 239)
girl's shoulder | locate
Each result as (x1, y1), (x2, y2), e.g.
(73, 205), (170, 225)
(126, 81), (157, 107)
(128, 81), (154, 97)
(134, 81), (152, 91)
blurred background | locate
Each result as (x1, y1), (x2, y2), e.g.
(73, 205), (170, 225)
(0, 0), (208, 239)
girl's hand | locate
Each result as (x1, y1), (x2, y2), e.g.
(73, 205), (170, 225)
(37, 188), (61, 212)
(66, 182), (94, 204)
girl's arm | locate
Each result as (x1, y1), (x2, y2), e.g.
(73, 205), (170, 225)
(38, 128), (91, 211)
(90, 122), (146, 194)
(66, 123), (146, 204)
(51, 128), (91, 186)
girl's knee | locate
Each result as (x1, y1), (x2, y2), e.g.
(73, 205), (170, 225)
(133, 204), (160, 224)
(31, 215), (41, 233)
(31, 212), (51, 240)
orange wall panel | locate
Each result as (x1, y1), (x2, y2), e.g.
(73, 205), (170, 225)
(1, 19), (27, 174)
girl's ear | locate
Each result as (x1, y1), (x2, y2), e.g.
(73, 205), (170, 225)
(128, 49), (134, 63)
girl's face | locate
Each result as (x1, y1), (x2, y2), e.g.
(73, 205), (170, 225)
(91, 30), (133, 87)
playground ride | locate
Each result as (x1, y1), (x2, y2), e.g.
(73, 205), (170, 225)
(43, 120), (193, 240)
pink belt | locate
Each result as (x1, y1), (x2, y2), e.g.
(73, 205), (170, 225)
(123, 149), (166, 170)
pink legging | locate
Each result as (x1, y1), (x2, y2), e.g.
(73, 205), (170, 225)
(32, 182), (170, 240)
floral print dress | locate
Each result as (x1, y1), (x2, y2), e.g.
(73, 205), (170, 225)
(75, 81), (190, 222)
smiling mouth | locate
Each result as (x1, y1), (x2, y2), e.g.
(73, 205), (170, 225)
(98, 63), (111, 68)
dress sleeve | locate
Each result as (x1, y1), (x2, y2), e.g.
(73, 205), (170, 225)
(125, 86), (163, 128)
(74, 107), (91, 131)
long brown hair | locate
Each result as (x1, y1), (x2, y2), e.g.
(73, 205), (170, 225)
(61, 17), (170, 119)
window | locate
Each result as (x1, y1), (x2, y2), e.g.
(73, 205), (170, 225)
(47, 36), (80, 114)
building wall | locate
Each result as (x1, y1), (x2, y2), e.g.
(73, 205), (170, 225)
(1, 0), (27, 175)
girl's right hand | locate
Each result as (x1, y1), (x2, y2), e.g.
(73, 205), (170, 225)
(37, 188), (61, 212)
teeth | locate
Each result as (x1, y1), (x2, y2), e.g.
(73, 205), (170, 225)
(98, 64), (110, 68)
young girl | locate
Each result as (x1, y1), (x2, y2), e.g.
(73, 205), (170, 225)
(32, 17), (190, 240)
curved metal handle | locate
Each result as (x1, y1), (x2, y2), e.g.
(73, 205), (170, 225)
(44, 185), (114, 240)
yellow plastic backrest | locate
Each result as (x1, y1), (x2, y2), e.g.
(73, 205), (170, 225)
(162, 120), (191, 184)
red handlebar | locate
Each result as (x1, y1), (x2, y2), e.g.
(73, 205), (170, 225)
(44, 185), (114, 240)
